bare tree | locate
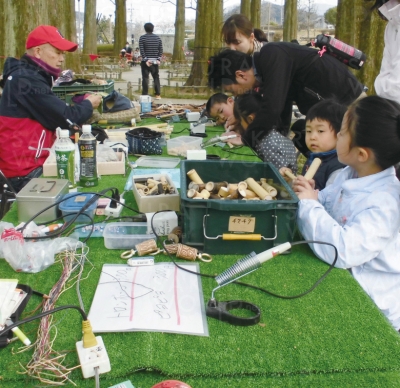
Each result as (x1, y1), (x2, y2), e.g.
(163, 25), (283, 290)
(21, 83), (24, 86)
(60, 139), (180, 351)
(186, 0), (223, 87)
(299, 0), (318, 39)
(241, 0), (251, 19)
(172, 0), (186, 64)
(336, 0), (386, 95)
(83, 0), (97, 65)
(283, 0), (298, 41)
(0, 0), (79, 71)
(250, 0), (261, 29)
(114, 0), (127, 56)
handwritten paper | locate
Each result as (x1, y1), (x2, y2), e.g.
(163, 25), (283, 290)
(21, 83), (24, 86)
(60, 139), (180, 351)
(88, 263), (208, 336)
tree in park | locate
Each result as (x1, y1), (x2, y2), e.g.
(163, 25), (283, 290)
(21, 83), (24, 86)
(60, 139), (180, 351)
(336, 0), (386, 95)
(0, 0), (80, 72)
(82, 0), (97, 65)
(241, 0), (252, 19)
(250, 0), (262, 29)
(172, 0), (186, 64)
(283, 0), (298, 41)
(324, 6), (338, 27)
(185, 0), (223, 87)
(114, 0), (127, 57)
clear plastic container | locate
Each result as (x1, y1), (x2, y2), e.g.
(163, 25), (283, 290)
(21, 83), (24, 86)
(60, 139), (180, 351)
(103, 222), (155, 249)
(58, 193), (98, 223)
(167, 136), (203, 157)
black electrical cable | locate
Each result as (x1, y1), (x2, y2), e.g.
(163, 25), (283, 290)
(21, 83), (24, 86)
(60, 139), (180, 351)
(0, 305), (88, 337)
(149, 211), (338, 300)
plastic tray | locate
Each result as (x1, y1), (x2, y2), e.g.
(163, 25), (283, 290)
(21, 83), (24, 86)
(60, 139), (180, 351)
(53, 80), (114, 100)
(135, 156), (181, 168)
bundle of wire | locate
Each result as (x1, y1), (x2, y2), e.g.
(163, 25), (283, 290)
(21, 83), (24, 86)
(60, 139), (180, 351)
(19, 246), (93, 386)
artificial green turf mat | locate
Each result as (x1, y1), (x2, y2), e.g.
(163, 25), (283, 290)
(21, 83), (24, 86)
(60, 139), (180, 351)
(1, 123), (400, 387)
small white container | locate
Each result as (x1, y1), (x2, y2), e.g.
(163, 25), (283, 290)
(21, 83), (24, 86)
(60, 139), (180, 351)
(167, 136), (203, 157)
(139, 95), (152, 103)
(103, 222), (155, 249)
(186, 112), (200, 122)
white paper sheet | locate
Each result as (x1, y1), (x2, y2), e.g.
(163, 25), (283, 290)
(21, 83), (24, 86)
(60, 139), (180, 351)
(88, 263), (208, 336)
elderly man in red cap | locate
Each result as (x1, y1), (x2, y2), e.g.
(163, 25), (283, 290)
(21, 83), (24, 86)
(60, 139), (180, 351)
(0, 25), (102, 192)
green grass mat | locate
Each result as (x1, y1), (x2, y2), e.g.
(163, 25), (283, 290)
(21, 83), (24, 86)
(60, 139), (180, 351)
(0, 124), (399, 387)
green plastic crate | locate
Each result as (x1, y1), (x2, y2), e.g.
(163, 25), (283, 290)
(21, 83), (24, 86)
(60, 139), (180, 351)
(53, 80), (114, 101)
(180, 160), (299, 254)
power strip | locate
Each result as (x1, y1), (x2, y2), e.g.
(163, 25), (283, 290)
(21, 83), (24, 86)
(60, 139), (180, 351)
(104, 197), (125, 217)
(76, 336), (111, 378)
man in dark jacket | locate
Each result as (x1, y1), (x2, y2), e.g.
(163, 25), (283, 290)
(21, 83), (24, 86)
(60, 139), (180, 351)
(0, 25), (102, 192)
(208, 43), (365, 151)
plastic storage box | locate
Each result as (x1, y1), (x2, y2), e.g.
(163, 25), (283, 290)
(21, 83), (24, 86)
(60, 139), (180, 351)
(103, 222), (155, 249)
(16, 178), (69, 223)
(180, 160), (299, 254)
(58, 193), (98, 223)
(53, 80), (114, 101)
(167, 136), (203, 157)
(132, 173), (180, 213)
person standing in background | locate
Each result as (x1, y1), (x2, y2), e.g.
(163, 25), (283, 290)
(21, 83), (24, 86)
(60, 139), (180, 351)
(374, 0), (400, 102)
(139, 23), (163, 99)
(373, 0), (400, 179)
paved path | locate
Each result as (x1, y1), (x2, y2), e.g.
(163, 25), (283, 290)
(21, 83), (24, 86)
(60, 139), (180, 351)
(111, 65), (208, 105)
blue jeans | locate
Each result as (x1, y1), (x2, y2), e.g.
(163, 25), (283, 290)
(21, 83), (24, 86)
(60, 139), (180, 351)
(141, 61), (161, 96)
(8, 166), (43, 192)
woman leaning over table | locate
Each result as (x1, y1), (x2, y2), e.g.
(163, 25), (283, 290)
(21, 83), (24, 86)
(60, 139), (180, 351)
(222, 14), (268, 55)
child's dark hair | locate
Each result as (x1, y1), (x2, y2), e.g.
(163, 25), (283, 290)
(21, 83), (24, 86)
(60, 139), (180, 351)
(222, 14), (268, 46)
(208, 50), (252, 89)
(306, 99), (347, 133)
(233, 93), (263, 124)
(205, 93), (229, 116)
(346, 95), (400, 170)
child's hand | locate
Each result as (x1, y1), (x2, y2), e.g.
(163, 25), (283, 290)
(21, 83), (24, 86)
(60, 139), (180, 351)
(224, 116), (237, 132)
(223, 131), (243, 145)
(279, 167), (295, 184)
(293, 176), (319, 200)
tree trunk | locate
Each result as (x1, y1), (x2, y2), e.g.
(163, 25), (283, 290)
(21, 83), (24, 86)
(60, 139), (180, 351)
(240, 0), (251, 19)
(82, 0), (97, 66)
(0, 0), (79, 72)
(114, 0), (127, 57)
(172, 0), (186, 64)
(186, 0), (223, 87)
(283, 0), (298, 41)
(250, 0), (261, 29)
(336, 0), (386, 94)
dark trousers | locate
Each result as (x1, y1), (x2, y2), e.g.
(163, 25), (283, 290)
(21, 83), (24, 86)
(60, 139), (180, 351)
(140, 62), (160, 95)
(8, 166), (43, 193)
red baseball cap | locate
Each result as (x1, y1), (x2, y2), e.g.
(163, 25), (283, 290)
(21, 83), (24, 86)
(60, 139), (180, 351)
(26, 25), (78, 52)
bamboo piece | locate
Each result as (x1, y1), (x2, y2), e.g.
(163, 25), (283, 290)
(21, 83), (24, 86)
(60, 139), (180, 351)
(304, 158), (322, 180)
(284, 170), (297, 181)
(187, 169), (204, 184)
(218, 187), (230, 198)
(245, 178), (270, 200)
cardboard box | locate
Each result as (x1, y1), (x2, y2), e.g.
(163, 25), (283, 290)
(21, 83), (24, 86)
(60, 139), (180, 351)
(132, 173), (180, 213)
(43, 152), (125, 177)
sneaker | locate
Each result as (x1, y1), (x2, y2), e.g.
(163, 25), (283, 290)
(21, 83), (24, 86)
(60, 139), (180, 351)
(155, 95), (161, 100)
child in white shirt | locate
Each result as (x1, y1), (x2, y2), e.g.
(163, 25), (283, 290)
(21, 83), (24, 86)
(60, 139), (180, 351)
(294, 95), (400, 331)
